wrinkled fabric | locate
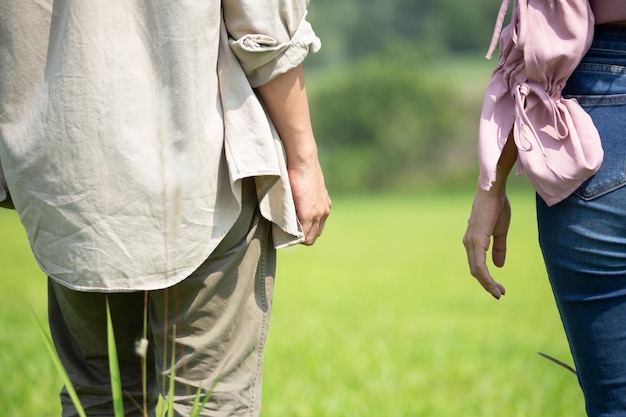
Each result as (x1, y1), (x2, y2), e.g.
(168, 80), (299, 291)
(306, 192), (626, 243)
(479, 0), (603, 206)
(0, 0), (320, 291)
(225, 0), (320, 88)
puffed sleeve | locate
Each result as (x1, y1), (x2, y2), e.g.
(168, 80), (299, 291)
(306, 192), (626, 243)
(478, 0), (603, 206)
(222, 0), (321, 87)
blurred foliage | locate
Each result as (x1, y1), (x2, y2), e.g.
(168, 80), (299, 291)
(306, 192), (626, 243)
(303, 0), (505, 193)
(309, 58), (473, 193)
(305, 0), (503, 69)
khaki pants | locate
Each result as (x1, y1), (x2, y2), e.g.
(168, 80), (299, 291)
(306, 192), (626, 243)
(48, 181), (276, 416)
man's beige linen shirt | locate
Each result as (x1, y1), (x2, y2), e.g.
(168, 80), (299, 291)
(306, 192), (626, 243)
(0, 1), (320, 291)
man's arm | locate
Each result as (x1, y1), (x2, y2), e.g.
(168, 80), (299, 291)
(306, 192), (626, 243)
(256, 65), (331, 245)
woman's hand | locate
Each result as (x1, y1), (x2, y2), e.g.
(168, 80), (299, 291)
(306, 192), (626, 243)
(463, 187), (511, 299)
(463, 132), (517, 299)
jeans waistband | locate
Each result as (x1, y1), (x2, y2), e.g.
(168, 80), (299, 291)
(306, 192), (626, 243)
(592, 25), (626, 53)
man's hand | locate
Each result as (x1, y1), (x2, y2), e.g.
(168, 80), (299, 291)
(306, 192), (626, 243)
(288, 157), (331, 245)
(462, 188), (511, 299)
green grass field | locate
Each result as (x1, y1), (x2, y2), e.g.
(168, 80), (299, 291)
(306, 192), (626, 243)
(0, 187), (585, 417)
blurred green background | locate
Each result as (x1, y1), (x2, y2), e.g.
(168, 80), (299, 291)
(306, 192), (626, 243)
(0, 1), (585, 416)
(304, 0), (505, 194)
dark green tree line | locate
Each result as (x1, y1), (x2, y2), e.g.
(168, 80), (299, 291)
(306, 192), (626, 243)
(307, 0), (503, 68)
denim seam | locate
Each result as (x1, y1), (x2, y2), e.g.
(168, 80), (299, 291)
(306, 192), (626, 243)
(574, 175), (626, 201)
(576, 63), (626, 74)
(563, 94), (626, 105)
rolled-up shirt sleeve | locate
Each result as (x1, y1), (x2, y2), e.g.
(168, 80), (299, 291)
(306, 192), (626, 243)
(223, 0), (321, 87)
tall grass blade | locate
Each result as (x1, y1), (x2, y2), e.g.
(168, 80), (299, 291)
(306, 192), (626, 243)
(141, 291), (149, 417)
(166, 324), (177, 417)
(537, 351), (577, 375)
(32, 309), (87, 417)
(106, 297), (126, 417)
(189, 374), (221, 417)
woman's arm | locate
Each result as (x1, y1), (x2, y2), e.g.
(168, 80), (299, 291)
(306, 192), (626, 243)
(463, 134), (517, 299)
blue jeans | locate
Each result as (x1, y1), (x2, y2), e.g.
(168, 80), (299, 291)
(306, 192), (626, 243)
(538, 25), (626, 417)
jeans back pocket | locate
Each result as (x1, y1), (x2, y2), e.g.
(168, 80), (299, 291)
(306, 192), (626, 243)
(563, 59), (626, 201)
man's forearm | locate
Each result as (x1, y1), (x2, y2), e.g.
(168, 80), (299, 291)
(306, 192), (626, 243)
(255, 65), (319, 168)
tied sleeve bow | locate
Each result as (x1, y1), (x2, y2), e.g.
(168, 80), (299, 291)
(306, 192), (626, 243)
(479, 0), (603, 206)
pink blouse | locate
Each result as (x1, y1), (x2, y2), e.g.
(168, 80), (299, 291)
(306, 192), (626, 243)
(478, 0), (608, 206)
